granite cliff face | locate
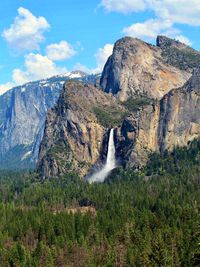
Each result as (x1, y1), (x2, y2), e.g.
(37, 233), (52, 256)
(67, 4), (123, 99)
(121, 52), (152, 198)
(158, 69), (200, 152)
(115, 69), (200, 169)
(0, 79), (61, 169)
(100, 36), (192, 101)
(37, 80), (125, 178)
(115, 103), (160, 168)
(37, 36), (200, 179)
(0, 72), (99, 169)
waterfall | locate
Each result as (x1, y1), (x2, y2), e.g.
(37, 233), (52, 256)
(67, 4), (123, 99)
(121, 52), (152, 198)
(106, 128), (116, 170)
(88, 128), (116, 183)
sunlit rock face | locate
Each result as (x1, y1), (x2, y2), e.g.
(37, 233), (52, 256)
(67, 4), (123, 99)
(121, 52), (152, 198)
(158, 69), (200, 152)
(115, 69), (200, 169)
(100, 36), (193, 101)
(37, 81), (124, 178)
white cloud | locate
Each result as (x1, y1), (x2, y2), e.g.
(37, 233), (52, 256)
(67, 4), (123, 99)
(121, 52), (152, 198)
(74, 43), (113, 74)
(100, 0), (146, 13)
(73, 63), (92, 74)
(101, 0), (200, 26)
(46, 41), (76, 61)
(100, 1), (195, 46)
(1, 42), (112, 94)
(122, 18), (192, 46)
(12, 53), (67, 85)
(123, 19), (173, 40)
(0, 82), (15, 95)
(94, 44), (113, 73)
(175, 35), (192, 46)
(0, 52), (67, 94)
(0, 38), (76, 93)
(122, 18), (193, 46)
(0, 8), (78, 94)
(2, 7), (50, 52)
(150, 0), (200, 26)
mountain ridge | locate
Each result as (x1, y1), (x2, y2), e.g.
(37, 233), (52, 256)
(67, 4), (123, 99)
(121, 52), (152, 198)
(1, 35), (200, 175)
(100, 36), (191, 101)
(37, 36), (200, 178)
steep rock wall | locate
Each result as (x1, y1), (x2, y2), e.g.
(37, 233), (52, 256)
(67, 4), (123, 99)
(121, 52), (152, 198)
(116, 70), (200, 168)
(37, 80), (125, 177)
(100, 36), (191, 101)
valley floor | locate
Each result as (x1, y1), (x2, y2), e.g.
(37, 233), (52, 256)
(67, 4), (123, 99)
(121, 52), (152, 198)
(0, 139), (200, 266)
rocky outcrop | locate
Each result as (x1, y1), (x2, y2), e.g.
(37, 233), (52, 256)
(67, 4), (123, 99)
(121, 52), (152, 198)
(158, 69), (200, 152)
(37, 80), (125, 178)
(157, 35), (200, 73)
(100, 36), (191, 101)
(116, 69), (200, 168)
(115, 103), (160, 168)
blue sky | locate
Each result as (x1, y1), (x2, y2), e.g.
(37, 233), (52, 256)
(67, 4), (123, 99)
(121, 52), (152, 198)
(0, 0), (200, 94)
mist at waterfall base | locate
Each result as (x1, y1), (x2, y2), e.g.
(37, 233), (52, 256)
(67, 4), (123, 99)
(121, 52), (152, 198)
(88, 129), (116, 183)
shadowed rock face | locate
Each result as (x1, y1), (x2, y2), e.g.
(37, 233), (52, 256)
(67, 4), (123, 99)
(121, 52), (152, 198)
(100, 36), (192, 101)
(0, 80), (62, 169)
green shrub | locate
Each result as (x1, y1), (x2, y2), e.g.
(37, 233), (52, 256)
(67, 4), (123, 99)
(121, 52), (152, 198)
(92, 106), (128, 128)
(123, 96), (154, 112)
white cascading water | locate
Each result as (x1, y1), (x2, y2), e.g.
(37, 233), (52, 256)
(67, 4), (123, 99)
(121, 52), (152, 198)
(88, 128), (116, 183)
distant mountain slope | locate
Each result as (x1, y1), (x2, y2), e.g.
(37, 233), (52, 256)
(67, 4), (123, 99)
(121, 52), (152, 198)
(0, 71), (100, 170)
